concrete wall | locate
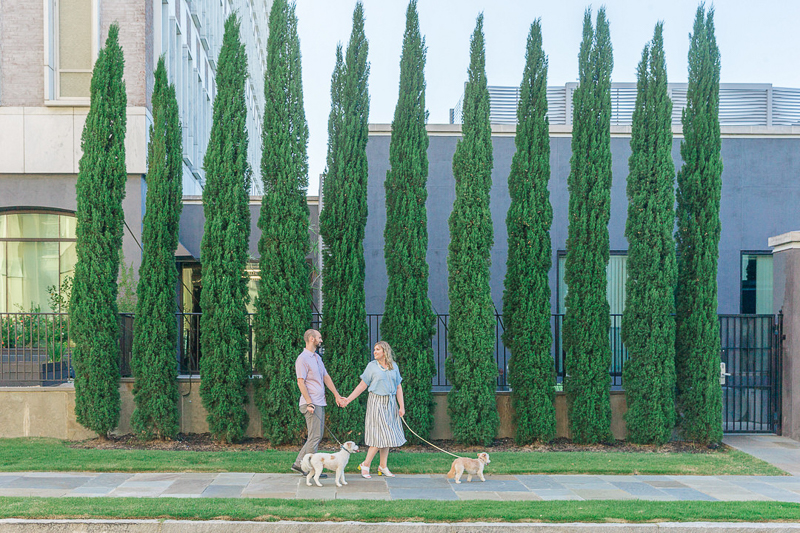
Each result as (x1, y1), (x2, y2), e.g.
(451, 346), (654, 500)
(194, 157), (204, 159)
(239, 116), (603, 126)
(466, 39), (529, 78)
(0, 382), (628, 441)
(364, 126), (800, 316)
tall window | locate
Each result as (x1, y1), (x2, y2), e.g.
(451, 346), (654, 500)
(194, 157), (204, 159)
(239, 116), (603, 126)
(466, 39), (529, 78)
(0, 211), (77, 313)
(557, 252), (627, 314)
(741, 252), (773, 314)
(46, 0), (97, 102)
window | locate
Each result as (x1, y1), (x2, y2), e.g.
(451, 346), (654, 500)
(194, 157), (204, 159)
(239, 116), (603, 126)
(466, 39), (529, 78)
(557, 252), (627, 314)
(741, 252), (773, 314)
(45, 0), (98, 102)
(0, 211), (77, 312)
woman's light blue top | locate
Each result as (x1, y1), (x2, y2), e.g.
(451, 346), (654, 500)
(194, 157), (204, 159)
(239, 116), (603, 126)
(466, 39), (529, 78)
(360, 360), (402, 396)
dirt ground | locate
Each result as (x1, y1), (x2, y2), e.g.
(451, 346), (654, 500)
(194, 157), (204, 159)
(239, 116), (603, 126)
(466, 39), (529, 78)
(72, 433), (726, 454)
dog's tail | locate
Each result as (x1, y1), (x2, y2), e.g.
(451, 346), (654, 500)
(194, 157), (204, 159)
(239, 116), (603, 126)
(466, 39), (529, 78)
(447, 460), (456, 479)
(300, 454), (313, 474)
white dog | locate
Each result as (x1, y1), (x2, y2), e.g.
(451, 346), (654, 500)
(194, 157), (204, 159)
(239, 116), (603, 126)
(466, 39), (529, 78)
(301, 441), (359, 487)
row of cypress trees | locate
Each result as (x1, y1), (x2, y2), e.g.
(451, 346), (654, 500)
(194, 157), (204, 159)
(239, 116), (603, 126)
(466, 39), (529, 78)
(448, 5), (724, 446)
(71, 4), (723, 447)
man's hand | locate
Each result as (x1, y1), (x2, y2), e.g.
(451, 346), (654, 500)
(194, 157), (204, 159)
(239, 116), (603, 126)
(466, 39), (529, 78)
(306, 404), (315, 413)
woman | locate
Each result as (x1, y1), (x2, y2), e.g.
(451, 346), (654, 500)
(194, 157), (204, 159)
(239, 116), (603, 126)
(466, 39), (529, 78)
(342, 340), (406, 478)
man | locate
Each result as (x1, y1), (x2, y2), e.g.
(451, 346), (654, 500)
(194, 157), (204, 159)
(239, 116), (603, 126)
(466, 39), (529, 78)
(292, 329), (345, 475)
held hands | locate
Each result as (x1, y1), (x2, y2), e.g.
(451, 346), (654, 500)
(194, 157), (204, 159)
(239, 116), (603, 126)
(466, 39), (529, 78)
(336, 396), (349, 408)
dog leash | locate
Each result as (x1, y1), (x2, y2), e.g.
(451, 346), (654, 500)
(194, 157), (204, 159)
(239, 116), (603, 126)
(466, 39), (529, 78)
(400, 416), (463, 459)
(325, 425), (348, 451)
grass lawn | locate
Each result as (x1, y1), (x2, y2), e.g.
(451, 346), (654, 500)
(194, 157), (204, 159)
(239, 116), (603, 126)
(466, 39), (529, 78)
(0, 497), (798, 523)
(0, 438), (785, 476)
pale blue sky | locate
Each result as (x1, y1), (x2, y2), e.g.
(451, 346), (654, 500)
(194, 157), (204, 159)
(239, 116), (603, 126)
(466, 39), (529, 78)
(295, 0), (800, 194)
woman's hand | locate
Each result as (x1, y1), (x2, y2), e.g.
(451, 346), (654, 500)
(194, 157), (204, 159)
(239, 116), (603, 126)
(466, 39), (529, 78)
(398, 406), (405, 418)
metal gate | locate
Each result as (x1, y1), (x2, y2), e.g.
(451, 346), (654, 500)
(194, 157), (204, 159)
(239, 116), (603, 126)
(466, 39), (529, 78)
(719, 314), (782, 434)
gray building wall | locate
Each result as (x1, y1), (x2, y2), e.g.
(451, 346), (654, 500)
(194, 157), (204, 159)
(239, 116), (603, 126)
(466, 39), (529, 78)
(364, 129), (800, 316)
(0, 174), (146, 275)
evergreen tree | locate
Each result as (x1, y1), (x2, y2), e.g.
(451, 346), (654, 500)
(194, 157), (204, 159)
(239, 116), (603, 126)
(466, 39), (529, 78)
(199, 14), (252, 443)
(621, 23), (677, 445)
(381, 0), (436, 443)
(131, 57), (183, 441)
(502, 19), (556, 445)
(70, 24), (127, 437)
(563, 8), (614, 444)
(675, 5), (723, 444)
(319, 2), (370, 441)
(446, 14), (498, 446)
(254, 0), (311, 445)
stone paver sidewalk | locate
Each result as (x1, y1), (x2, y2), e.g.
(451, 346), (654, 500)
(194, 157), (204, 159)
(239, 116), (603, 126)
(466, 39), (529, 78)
(1, 471), (799, 502)
(0, 434), (796, 502)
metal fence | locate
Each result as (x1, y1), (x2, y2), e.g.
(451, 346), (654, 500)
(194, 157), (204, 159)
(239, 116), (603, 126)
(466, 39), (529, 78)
(0, 311), (780, 397)
(720, 314), (783, 434)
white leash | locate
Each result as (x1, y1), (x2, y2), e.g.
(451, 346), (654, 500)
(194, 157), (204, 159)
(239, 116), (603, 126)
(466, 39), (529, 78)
(400, 416), (464, 459)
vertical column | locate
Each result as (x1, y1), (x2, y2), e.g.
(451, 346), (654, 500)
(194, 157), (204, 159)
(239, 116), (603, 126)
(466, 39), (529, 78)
(769, 231), (800, 441)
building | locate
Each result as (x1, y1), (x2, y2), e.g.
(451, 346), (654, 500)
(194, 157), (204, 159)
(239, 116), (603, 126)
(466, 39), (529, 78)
(363, 83), (800, 434)
(367, 82), (800, 318)
(0, 0), (271, 315)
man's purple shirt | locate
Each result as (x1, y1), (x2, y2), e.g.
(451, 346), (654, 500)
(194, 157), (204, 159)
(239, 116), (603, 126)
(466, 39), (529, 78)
(296, 348), (328, 407)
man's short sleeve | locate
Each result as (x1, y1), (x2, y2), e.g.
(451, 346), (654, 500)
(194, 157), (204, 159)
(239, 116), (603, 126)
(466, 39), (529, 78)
(296, 356), (309, 380)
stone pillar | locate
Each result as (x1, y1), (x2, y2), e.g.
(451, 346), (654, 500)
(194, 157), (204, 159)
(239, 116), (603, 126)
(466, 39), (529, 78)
(769, 231), (800, 441)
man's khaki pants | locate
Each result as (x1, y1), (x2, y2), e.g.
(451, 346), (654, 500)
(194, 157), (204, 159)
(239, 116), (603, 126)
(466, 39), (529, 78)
(294, 404), (325, 468)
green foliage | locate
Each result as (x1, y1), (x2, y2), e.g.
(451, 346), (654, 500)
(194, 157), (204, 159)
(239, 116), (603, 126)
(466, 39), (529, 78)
(70, 24), (127, 437)
(47, 277), (72, 313)
(621, 24), (677, 445)
(131, 57), (183, 441)
(502, 20), (555, 445)
(381, 0), (436, 443)
(199, 14), (252, 444)
(254, 0), (311, 445)
(563, 8), (614, 444)
(446, 14), (498, 446)
(117, 251), (138, 314)
(675, 5), (723, 444)
(319, 2), (370, 441)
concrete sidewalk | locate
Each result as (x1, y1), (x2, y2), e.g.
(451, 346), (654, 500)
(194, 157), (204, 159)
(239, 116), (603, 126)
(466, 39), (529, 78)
(0, 434), (796, 502)
(1, 471), (799, 502)
(723, 435), (800, 476)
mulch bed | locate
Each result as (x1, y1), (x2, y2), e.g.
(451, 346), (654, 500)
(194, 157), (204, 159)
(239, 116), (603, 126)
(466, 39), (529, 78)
(71, 433), (726, 454)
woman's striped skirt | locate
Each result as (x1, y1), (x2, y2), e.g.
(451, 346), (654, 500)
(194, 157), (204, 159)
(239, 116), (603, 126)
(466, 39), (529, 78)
(364, 392), (406, 448)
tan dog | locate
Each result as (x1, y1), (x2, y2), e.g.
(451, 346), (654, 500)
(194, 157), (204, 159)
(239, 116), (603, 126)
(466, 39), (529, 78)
(447, 452), (491, 484)
(301, 441), (359, 487)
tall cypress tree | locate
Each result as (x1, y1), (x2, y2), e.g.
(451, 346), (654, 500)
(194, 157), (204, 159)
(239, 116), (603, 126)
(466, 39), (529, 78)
(131, 57), (183, 441)
(254, 0), (311, 445)
(563, 8), (614, 444)
(320, 2), (370, 440)
(381, 0), (436, 443)
(70, 24), (127, 437)
(675, 5), (723, 444)
(621, 23), (677, 445)
(199, 14), (252, 444)
(446, 14), (498, 446)
(502, 19), (556, 445)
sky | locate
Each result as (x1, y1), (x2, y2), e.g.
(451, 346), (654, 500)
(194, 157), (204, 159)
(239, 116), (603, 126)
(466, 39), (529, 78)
(294, 0), (800, 195)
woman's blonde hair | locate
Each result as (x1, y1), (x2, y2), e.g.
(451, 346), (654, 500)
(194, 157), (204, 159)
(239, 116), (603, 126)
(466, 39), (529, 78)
(375, 341), (395, 370)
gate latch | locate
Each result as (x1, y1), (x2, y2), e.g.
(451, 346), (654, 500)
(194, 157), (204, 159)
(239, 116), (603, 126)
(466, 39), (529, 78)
(720, 362), (732, 385)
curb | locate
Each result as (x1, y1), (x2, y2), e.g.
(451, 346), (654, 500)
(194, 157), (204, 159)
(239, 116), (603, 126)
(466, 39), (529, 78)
(2, 520), (800, 532)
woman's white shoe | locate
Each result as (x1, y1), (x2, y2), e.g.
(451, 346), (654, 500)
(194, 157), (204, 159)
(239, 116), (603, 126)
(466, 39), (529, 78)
(377, 466), (395, 477)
